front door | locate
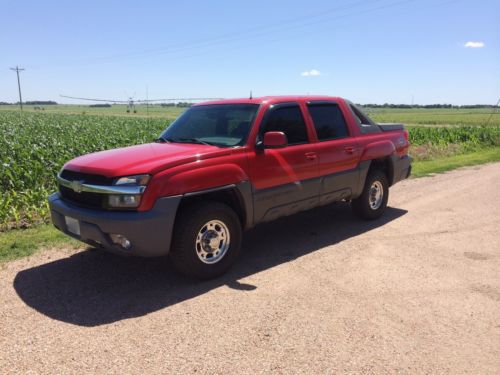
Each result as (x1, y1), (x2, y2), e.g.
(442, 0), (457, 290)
(248, 103), (320, 223)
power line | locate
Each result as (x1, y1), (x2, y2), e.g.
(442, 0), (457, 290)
(99, 0), (453, 68)
(9, 66), (25, 111)
(30, 0), (412, 69)
(37, 0), (385, 68)
(60, 94), (222, 103)
(28, 0), (458, 71)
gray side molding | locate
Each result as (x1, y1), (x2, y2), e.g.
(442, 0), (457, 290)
(184, 184), (237, 197)
(181, 181), (254, 230)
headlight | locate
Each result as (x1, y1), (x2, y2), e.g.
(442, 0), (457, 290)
(108, 174), (151, 208)
(113, 174), (151, 186)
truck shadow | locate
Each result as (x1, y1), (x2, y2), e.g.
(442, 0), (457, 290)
(13, 203), (406, 326)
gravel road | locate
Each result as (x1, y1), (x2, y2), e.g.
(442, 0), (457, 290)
(1, 163), (499, 374)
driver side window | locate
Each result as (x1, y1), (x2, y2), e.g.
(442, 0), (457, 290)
(261, 105), (309, 145)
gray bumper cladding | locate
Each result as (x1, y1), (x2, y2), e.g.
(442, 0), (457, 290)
(392, 155), (412, 184)
(48, 193), (181, 257)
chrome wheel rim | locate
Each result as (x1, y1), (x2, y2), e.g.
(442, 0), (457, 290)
(369, 181), (384, 210)
(195, 220), (230, 264)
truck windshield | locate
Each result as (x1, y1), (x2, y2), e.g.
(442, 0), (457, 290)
(159, 104), (259, 147)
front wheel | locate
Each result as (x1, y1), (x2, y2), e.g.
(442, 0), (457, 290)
(170, 202), (242, 279)
(351, 170), (389, 220)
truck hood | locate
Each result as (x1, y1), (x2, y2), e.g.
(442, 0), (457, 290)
(63, 142), (231, 177)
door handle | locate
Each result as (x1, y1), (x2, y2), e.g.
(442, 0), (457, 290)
(344, 146), (356, 154)
(305, 152), (317, 160)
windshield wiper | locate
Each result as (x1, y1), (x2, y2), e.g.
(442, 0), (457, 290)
(154, 136), (173, 143)
(174, 137), (215, 146)
(155, 137), (219, 146)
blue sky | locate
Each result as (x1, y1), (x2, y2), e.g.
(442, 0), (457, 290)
(1, 0), (498, 104)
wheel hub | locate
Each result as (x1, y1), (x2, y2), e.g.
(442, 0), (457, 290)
(195, 220), (230, 264)
(201, 230), (221, 252)
(369, 181), (384, 210)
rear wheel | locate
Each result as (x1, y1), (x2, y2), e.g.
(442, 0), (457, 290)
(170, 201), (242, 279)
(352, 170), (389, 220)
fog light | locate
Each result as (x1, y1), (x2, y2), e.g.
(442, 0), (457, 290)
(109, 234), (131, 250)
(108, 194), (141, 208)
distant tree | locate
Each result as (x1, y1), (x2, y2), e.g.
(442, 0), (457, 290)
(24, 101), (57, 105)
(176, 102), (193, 107)
(89, 104), (112, 108)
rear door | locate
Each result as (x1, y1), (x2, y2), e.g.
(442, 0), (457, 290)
(306, 101), (361, 204)
(248, 103), (320, 222)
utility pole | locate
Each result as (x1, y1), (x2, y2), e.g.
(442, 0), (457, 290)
(10, 66), (25, 111)
(146, 85), (149, 126)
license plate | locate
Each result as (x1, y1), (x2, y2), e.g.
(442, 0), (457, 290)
(65, 216), (80, 236)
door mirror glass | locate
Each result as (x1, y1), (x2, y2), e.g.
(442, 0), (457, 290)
(263, 131), (288, 148)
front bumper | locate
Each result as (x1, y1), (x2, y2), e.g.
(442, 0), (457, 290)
(48, 193), (181, 257)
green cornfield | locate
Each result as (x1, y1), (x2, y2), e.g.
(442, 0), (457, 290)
(408, 125), (499, 146)
(368, 108), (500, 127)
(1, 111), (168, 229)
(1, 110), (499, 230)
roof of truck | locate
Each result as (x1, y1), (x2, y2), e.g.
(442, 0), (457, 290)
(194, 96), (345, 106)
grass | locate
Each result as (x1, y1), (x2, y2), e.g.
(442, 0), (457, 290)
(411, 147), (500, 177)
(0, 224), (82, 263)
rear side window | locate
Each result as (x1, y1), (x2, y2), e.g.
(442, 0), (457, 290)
(350, 105), (373, 125)
(348, 103), (381, 134)
(308, 103), (349, 141)
(262, 105), (308, 145)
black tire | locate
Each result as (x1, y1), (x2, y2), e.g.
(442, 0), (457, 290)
(170, 201), (242, 279)
(351, 169), (389, 220)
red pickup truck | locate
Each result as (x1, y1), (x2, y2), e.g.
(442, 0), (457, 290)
(49, 96), (411, 278)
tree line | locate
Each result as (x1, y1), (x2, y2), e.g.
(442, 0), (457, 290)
(1, 101), (58, 105)
(0, 101), (496, 109)
(359, 103), (498, 109)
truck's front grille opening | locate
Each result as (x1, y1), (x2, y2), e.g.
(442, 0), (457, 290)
(60, 170), (113, 185)
(60, 186), (105, 208)
(59, 169), (111, 209)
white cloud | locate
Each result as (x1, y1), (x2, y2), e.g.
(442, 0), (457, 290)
(301, 69), (321, 77)
(464, 41), (485, 48)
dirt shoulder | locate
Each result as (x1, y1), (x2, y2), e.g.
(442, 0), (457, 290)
(1, 163), (499, 374)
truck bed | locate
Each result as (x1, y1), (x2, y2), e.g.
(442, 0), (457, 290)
(378, 123), (405, 131)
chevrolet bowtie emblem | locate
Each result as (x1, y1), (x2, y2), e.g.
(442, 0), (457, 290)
(71, 180), (84, 193)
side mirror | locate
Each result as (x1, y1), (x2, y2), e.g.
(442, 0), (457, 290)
(263, 131), (287, 148)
